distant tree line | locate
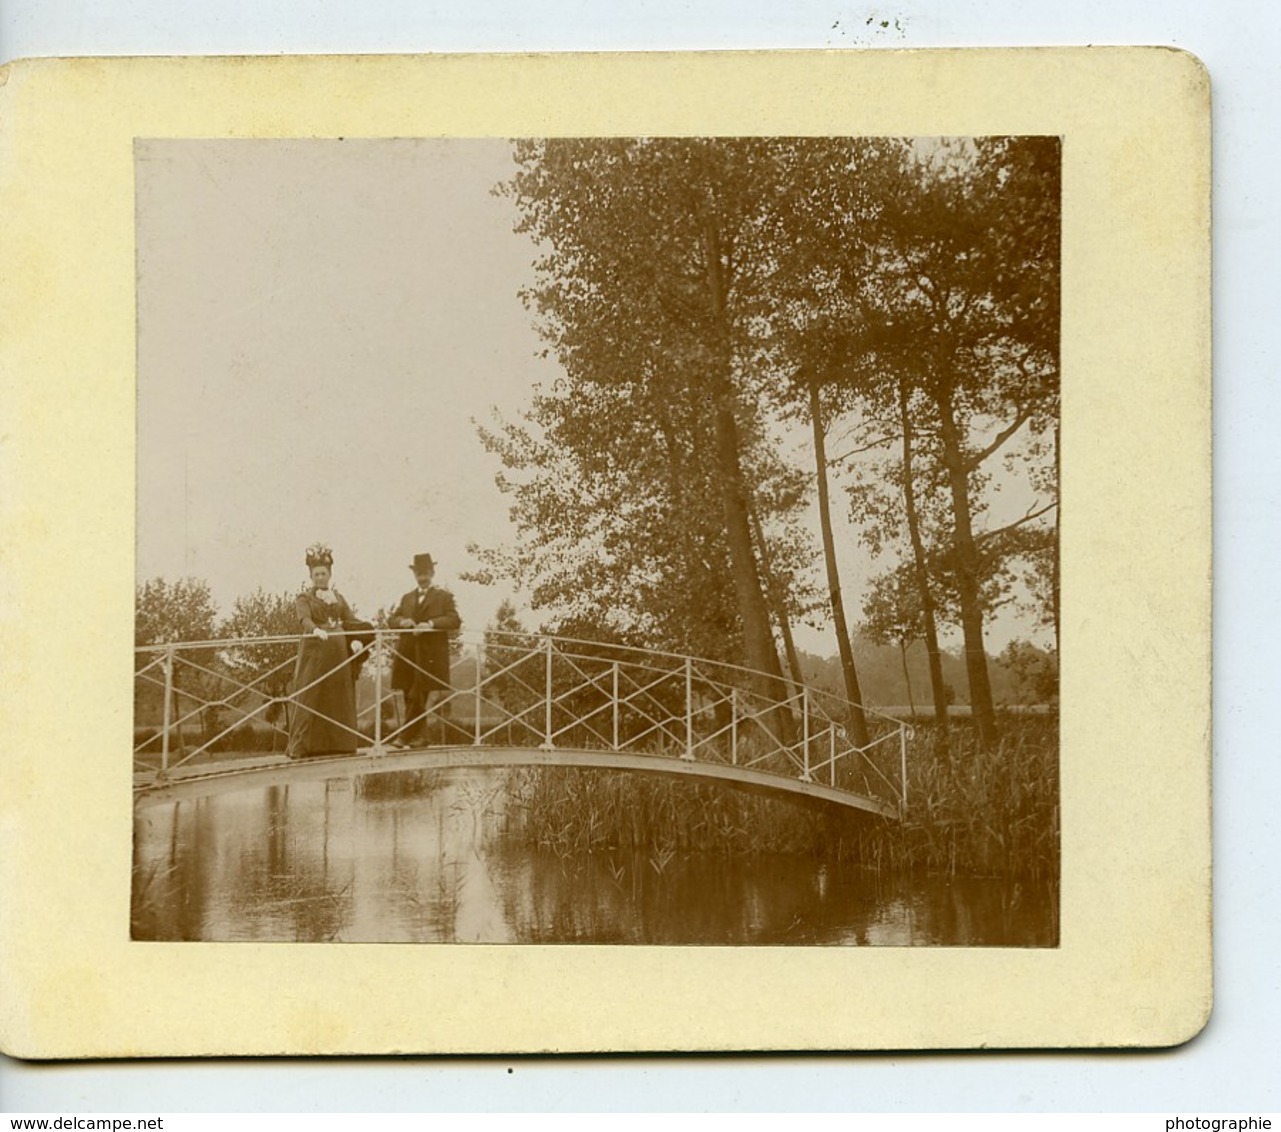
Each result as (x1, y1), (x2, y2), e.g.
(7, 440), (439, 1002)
(799, 637), (1058, 715)
(135, 577), (299, 656)
(134, 578), (304, 748)
(467, 136), (1059, 752)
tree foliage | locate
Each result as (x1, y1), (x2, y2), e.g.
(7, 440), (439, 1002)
(219, 588), (300, 698)
(473, 138), (818, 687)
(861, 566), (924, 651)
(778, 137), (1061, 746)
(998, 639), (1059, 706)
(135, 577), (218, 649)
(471, 136), (1058, 747)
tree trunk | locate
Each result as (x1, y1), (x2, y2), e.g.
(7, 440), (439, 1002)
(934, 385), (1000, 751)
(710, 387), (786, 688)
(700, 210), (790, 735)
(899, 640), (918, 722)
(748, 501), (805, 690)
(897, 376), (951, 747)
(808, 377), (871, 748)
(655, 394), (736, 661)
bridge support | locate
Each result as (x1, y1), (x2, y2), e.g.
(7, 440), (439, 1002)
(371, 629), (386, 756)
(730, 688), (737, 766)
(900, 726), (910, 811)
(682, 657), (694, 761)
(612, 662), (620, 750)
(160, 644), (174, 778)
(801, 689), (812, 783)
(540, 636), (554, 751)
(474, 643), (484, 747)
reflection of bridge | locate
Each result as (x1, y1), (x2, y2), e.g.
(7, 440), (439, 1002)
(134, 630), (909, 818)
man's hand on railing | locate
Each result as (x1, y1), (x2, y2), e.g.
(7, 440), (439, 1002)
(413, 620), (433, 635)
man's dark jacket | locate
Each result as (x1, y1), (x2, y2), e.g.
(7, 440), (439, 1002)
(389, 587), (461, 693)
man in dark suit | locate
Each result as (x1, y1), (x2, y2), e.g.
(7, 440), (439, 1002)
(389, 553), (461, 748)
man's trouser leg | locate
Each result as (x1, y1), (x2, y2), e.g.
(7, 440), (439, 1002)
(423, 688), (449, 744)
(403, 687), (427, 745)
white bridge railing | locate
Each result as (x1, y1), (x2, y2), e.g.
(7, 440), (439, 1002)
(134, 629), (911, 811)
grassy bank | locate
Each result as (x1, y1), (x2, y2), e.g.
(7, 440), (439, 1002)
(508, 714), (1058, 882)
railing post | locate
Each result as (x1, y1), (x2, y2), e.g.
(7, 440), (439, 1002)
(683, 657), (694, 761)
(830, 725), (837, 787)
(730, 688), (737, 766)
(801, 688), (811, 782)
(900, 724), (910, 811)
(474, 641), (483, 746)
(612, 661), (620, 751)
(160, 645), (175, 776)
(372, 628), (384, 754)
(542, 636), (554, 750)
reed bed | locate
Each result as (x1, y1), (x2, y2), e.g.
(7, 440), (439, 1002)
(863, 715), (1059, 882)
(506, 766), (839, 860)
(508, 714), (1059, 882)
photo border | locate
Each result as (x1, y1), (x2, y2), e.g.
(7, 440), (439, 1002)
(0, 48), (1210, 1056)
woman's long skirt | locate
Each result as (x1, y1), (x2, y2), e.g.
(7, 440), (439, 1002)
(287, 636), (359, 757)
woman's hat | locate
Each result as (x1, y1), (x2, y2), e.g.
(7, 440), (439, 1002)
(411, 553), (435, 572)
(305, 542), (334, 568)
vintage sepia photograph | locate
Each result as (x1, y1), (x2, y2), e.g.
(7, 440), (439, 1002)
(131, 135), (1061, 948)
(0, 45), (1213, 1059)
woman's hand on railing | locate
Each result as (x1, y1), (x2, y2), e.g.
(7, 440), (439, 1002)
(350, 639), (363, 654)
(312, 627), (329, 641)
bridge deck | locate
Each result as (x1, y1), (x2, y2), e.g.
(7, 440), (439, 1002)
(133, 745), (901, 819)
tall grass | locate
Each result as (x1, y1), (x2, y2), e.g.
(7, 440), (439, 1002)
(507, 766), (841, 860)
(508, 714), (1058, 882)
(873, 715), (1059, 882)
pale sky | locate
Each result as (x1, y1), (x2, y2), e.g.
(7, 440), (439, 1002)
(137, 138), (560, 630)
(136, 138), (1048, 653)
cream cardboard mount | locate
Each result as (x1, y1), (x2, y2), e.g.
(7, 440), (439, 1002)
(0, 50), (1210, 1058)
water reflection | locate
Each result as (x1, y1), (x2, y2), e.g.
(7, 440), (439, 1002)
(132, 769), (1056, 946)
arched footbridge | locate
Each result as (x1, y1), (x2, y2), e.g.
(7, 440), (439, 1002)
(134, 629), (910, 818)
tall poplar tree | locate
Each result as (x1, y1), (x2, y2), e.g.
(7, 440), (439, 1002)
(498, 138), (795, 699)
(861, 137), (1061, 748)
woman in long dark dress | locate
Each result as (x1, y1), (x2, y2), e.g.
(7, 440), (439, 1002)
(287, 543), (365, 758)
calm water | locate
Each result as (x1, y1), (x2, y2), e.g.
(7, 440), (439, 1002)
(132, 769), (1056, 946)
